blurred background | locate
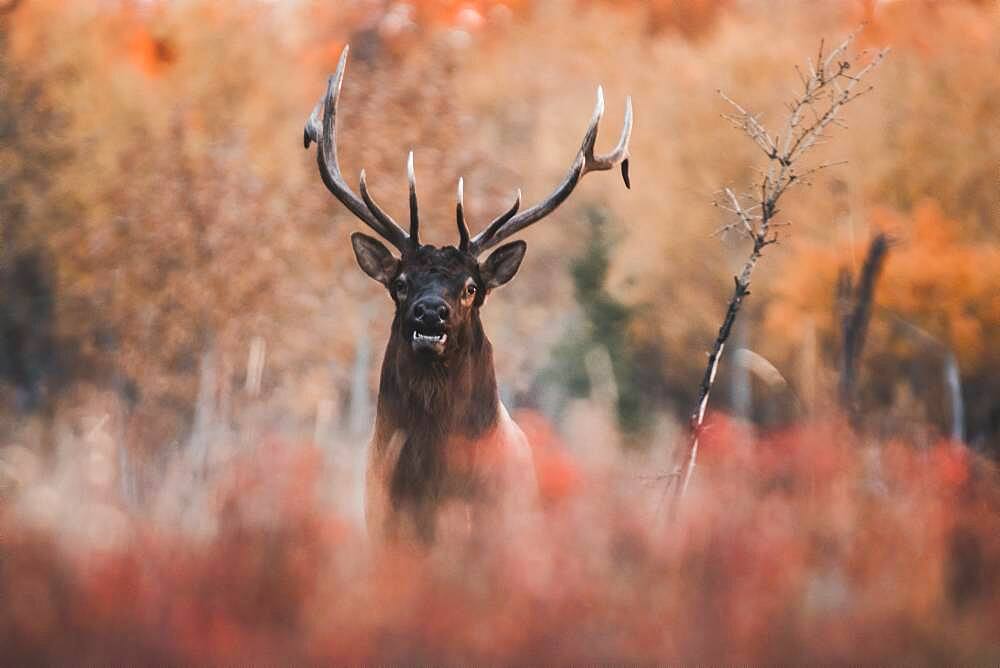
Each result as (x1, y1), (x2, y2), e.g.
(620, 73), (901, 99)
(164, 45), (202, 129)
(1, 0), (999, 663)
(3, 0), (998, 463)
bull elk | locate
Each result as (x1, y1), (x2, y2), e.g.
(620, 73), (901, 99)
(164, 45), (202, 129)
(304, 46), (632, 544)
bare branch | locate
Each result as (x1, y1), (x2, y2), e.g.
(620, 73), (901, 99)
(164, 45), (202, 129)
(724, 187), (755, 238)
(664, 29), (887, 519)
(718, 89), (777, 158)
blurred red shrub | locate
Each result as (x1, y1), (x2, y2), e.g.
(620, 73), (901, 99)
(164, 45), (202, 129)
(2, 424), (999, 664)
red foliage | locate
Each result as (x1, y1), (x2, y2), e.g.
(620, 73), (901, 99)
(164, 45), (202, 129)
(581, 0), (731, 37)
(126, 26), (176, 78)
(513, 408), (583, 504)
(2, 425), (999, 664)
(853, 0), (996, 55)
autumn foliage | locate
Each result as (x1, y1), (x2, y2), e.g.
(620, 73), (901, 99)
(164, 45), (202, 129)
(1, 0), (1000, 662)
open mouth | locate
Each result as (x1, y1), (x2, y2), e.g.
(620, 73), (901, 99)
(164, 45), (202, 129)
(412, 331), (447, 345)
(410, 329), (448, 353)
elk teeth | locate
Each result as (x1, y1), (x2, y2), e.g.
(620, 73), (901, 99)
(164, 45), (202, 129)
(412, 332), (446, 344)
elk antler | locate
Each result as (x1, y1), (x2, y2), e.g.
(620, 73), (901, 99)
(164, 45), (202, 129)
(456, 178), (471, 252)
(467, 86), (633, 256)
(304, 46), (417, 253)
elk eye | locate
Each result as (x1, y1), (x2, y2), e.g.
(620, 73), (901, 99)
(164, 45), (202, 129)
(393, 278), (407, 296)
(465, 283), (477, 297)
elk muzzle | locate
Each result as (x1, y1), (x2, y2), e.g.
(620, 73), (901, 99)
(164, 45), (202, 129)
(408, 296), (450, 355)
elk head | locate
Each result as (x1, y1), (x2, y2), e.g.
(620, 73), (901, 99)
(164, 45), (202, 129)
(304, 46), (632, 364)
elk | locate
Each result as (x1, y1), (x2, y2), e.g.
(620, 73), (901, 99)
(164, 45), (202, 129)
(304, 46), (632, 544)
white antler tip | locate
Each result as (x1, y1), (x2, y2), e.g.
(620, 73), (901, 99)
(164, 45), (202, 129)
(334, 44), (350, 78)
(457, 177), (464, 202)
(407, 151), (415, 181)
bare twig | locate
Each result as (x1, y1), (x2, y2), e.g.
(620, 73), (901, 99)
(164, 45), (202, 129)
(664, 30), (888, 518)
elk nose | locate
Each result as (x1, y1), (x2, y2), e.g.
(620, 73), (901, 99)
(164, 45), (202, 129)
(412, 297), (450, 324)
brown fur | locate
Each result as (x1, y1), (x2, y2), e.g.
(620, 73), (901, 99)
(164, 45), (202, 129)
(362, 245), (535, 545)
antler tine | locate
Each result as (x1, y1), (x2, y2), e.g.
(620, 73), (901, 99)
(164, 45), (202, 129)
(468, 189), (521, 254)
(359, 169), (405, 241)
(407, 151), (419, 246)
(583, 88), (633, 184)
(468, 86), (632, 255)
(456, 177), (471, 252)
(304, 45), (410, 252)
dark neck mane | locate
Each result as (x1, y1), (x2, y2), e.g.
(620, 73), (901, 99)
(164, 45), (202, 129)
(373, 311), (500, 535)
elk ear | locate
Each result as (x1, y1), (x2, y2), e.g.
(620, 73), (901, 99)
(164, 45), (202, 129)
(481, 240), (526, 290)
(351, 232), (399, 286)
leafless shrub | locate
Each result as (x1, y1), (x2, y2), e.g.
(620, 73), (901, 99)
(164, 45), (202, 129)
(664, 29), (889, 516)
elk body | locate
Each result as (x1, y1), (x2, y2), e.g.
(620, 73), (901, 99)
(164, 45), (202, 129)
(304, 46), (631, 544)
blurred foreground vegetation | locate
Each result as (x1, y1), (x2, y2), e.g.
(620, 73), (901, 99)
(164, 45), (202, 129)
(2, 1), (1000, 662)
